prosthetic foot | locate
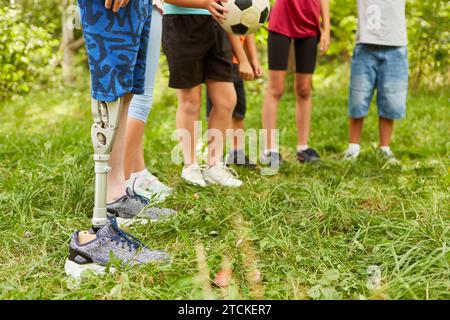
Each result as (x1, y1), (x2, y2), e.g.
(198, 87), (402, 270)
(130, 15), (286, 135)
(65, 98), (173, 279)
(90, 98), (123, 229)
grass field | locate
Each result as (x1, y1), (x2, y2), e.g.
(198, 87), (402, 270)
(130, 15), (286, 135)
(0, 74), (449, 300)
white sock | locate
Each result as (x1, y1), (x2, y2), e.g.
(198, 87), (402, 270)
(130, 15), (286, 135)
(264, 148), (279, 156)
(348, 143), (361, 154)
(130, 168), (149, 180)
(297, 145), (309, 152)
(126, 177), (134, 186)
(380, 146), (390, 152)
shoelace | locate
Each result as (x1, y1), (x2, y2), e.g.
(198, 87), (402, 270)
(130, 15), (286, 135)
(188, 164), (208, 179)
(214, 164), (239, 182)
(107, 216), (145, 251)
(130, 182), (151, 205)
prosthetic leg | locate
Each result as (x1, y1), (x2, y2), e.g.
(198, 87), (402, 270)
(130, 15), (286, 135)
(90, 98), (124, 229)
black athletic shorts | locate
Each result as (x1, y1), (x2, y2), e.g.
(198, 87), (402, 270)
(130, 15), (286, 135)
(206, 64), (246, 120)
(268, 31), (319, 74)
(162, 14), (234, 89)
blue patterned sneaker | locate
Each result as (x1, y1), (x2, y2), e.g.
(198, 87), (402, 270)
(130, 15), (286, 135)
(107, 188), (176, 227)
(65, 216), (170, 279)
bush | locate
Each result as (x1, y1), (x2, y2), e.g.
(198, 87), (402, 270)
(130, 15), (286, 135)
(407, 1), (450, 86)
(0, 7), (59, 100)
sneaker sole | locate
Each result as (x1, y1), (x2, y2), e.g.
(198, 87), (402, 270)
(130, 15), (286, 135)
(203, 176), (243, 188)
(116, 217), (149, 228)
(181, 177), (207, 187)
(116, 214), (176, 228)
(133, 190), (172, 204)
(65, 259), (115, 279)
(297, 157), (320, 163)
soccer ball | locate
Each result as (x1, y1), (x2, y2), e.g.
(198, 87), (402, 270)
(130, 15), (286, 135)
(220, 0), (270, 36)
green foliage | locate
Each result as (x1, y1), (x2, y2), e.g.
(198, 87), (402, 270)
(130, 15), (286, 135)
(0, 5), (59, 99)
(407, 0), (450, 85)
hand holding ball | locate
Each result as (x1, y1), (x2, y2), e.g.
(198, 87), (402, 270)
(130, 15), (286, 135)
(219, 0), (270, 36)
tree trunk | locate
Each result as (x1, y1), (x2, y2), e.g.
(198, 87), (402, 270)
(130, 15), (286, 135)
(61, 0), (75, 83)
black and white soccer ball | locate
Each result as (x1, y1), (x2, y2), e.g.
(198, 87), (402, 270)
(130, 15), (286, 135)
(220, 0), (270, 36)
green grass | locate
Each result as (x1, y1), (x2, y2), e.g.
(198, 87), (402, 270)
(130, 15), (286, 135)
(0, 75), (449, 300)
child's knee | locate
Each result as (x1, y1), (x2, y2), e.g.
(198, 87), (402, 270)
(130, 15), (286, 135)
(180, 97), (201, 116)
(217, 99), (237, 115)
(268, 83), (285, 100)
(295, 84), (312, 99)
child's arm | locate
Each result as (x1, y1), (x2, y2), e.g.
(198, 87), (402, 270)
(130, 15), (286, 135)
(165, 0), (227, 22)
(244, 35), (262, 78)
(154, 0), (165, 14)
(105, 0), (130, 13)
(319, 0), (331, 55)
(228, 35), (254, 81)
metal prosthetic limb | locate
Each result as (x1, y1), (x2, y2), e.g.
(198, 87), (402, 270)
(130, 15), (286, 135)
(91, 99), (123, 228)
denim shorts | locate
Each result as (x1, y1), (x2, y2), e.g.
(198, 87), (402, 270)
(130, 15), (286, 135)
(78, 0), (152, 102)
(349, 44), (409, 119)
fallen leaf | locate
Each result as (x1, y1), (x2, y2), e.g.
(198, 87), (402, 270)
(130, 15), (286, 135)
(214, 267), (232, 288)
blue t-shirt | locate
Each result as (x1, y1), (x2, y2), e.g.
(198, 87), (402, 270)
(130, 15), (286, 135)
(164, 3), (210, 15)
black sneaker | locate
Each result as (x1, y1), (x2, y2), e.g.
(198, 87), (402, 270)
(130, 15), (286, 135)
(261, 151), (283, 169)
(297, 148), (320, 163)
(226, 150), (257, 168)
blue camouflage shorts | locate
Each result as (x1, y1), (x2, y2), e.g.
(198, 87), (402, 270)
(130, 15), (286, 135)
(78, 0), (152, 102)
(349, 44), (409, 120)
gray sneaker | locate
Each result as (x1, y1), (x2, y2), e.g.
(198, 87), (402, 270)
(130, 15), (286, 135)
(379, 148), (400, 165)
(107, 188), (176, 227)
(65, 216), (170, 279)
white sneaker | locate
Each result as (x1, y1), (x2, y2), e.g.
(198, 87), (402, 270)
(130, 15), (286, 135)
(130, 172), (173, 202)
(182, 163), (207, 187)
(343, 149), (360, 161)
(379, 148), (400, 165)
(203, 163), (243, 187)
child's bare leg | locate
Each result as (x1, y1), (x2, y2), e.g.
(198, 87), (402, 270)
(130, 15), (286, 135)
(379, 117), (394, 147)
(124, 117), (146, 180)
(349, 117), (364, 144)
(262, 70), (287, 151)
(107, 93), (133, 203)
(176, 86), (202, 166)
(232, 118), (245, 151)
(294, 73), (313, 147)
(133, 142), (146, 173)
(206, 80), (237, 166)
